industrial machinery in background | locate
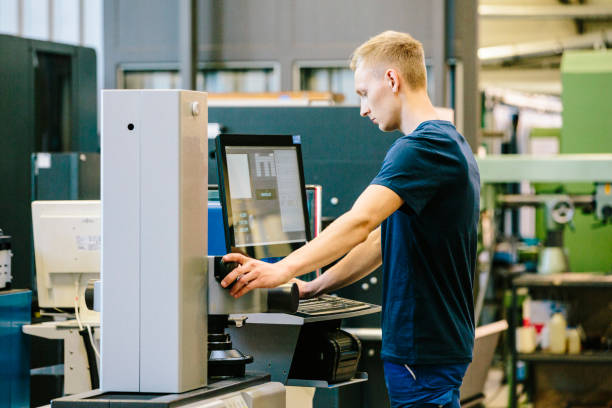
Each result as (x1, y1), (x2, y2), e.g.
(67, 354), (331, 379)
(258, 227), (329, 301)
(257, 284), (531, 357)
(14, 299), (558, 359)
(1, 231), (32, 408)
(0, 34), (98, 295)
(0, 34), (98, 406)
(495, 191), (608, 275)
(475, 154), (612, 407)
(475, 154), (612, 323)
(0, 229), (13, 290)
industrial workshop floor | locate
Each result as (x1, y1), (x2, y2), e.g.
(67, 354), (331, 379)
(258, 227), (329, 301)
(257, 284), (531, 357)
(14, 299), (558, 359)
(483, 367), (511, 408)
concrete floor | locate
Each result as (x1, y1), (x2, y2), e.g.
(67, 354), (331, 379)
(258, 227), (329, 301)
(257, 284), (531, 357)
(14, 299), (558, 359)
(482, 367), (510, 408)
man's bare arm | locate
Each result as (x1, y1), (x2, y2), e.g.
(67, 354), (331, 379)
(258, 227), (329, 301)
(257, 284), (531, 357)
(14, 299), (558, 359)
(299, 227), (382, 298)
(221, 185), (402, 298)
(276, 184), (398, 277)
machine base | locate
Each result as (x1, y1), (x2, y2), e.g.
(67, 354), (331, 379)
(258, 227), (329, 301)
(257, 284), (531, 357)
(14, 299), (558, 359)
(50, 373), (276, 407)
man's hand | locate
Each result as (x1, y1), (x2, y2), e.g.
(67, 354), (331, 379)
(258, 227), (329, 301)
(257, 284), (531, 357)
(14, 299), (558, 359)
(221, 253), (293, 298)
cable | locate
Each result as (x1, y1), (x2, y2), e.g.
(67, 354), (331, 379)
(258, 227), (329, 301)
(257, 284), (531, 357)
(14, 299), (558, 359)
(74, 298), (83, 330)
(86, 324), (101, 360)
(74, 275), (83, 331)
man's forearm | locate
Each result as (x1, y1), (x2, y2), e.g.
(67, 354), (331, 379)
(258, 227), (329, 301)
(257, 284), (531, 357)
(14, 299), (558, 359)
(305, 227), (382, 297)
(278, 210), (374, 279)
(276, 185), (402, 280)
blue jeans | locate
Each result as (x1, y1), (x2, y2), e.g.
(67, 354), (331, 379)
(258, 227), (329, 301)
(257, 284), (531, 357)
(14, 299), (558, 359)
(383, 361), (468, 408)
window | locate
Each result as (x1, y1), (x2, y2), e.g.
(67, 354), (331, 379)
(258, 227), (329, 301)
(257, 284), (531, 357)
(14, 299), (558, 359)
(299, 66), (357, 105)
(296, 61), (435, 105)
(120, 62), (280, 93)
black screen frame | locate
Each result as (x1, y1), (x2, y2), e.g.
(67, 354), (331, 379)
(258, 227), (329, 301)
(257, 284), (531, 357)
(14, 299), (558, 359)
(215, 134), (312, 259)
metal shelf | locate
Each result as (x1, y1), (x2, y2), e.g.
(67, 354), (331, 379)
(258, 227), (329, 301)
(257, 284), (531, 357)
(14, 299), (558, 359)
(509, 273), (612, 408)
(512, 272), (612, 288)
(517, 351), (612, 364)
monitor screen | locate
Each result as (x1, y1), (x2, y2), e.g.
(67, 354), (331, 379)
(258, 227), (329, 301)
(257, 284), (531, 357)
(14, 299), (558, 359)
(31, 200), (100, 310)
(216, 134), (311, 259)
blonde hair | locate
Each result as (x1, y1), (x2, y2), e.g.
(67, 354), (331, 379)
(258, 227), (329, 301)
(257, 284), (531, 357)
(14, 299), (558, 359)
(350, 30), (427, 91)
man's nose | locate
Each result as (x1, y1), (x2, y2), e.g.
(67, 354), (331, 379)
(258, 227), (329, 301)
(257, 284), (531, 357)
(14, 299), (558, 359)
(360, 102), (369, 117)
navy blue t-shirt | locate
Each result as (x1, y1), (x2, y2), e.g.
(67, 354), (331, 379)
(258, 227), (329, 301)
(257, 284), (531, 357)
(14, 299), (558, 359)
(371, 120), (480, 365)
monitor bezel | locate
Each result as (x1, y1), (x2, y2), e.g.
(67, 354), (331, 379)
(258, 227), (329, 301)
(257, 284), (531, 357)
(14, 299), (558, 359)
(215, 134), (312, 259)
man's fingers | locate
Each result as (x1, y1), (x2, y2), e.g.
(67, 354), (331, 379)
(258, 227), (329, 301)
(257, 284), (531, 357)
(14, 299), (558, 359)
(222, 253), (248, 264)
(229, 273), (248, 295)
(220, 254), (251, 287)
(230, 269), (259, 297)
(234, 280), (257, 298)
(221, 264), (244, 288)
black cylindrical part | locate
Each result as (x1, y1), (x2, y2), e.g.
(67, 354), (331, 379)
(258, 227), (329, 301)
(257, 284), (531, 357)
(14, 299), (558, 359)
(267, 282), (299, 313)
(84, 282), (95, 310)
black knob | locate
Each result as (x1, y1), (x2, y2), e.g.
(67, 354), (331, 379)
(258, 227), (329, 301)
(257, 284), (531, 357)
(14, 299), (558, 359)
(214, 256), (240, 288)
(84, 281), (98, 310)
(267, 283), (299, 313)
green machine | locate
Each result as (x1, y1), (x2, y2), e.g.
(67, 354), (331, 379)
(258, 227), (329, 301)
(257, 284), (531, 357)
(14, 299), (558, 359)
(560, 50), (612, 273)
(475, 154), (612, 324)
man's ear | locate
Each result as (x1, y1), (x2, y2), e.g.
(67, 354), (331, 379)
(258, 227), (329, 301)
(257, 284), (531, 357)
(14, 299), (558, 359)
(385, 69), (400, 94)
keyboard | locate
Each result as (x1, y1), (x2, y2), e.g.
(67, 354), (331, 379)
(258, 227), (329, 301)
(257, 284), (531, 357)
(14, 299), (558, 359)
(297, 294), (371, 316)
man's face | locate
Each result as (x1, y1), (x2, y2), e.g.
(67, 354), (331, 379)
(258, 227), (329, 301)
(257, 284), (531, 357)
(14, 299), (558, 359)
(354, 64), (400, 132)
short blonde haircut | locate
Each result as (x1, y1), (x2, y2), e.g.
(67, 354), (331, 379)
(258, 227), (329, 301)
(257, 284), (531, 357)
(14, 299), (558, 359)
(350, 30), (427, 91)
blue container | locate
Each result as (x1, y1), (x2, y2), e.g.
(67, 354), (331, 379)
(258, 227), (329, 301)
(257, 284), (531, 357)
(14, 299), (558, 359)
(0, 289), (31, 408)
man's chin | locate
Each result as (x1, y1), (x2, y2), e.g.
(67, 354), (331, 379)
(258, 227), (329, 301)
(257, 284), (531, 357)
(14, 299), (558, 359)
(378, 123), (392, 132)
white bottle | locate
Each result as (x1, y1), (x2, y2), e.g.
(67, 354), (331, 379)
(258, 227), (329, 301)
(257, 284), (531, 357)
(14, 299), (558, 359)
(549, 312), (567, 354)
(540, 323), (550, 350)
(567, 328), (581, 354)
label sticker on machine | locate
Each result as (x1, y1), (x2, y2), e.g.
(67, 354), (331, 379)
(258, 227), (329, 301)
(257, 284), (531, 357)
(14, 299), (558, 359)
(36, 153), (52, 169)
(76, 235), (101, 251)
(292, 135), (301, 144)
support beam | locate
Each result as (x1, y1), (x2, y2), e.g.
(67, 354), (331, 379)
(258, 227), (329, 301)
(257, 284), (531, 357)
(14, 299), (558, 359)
(479, 4), (612, 19)
(179, 0), (198, 90)
(479, 29), (612, 64)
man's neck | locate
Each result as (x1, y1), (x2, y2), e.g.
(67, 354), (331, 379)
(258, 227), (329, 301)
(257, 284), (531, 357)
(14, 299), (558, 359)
(399, 90), (439, 135)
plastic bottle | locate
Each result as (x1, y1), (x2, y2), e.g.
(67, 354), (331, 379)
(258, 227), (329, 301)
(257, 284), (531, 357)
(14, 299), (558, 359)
(567, 328), (581, 354)
(540, 323), (550, 350)
(549, 312), (567, 354)
(522, 296), (531, 327)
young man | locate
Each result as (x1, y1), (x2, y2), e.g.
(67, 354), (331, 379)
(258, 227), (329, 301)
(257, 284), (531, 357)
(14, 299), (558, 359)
(221, 30), (480, 408)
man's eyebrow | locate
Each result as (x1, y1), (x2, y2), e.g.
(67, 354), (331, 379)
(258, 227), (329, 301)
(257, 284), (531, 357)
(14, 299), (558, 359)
(355, 88), (365, 96)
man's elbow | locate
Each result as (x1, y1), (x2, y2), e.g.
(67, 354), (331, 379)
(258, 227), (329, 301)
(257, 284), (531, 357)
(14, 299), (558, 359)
(346, 211), (377, 245)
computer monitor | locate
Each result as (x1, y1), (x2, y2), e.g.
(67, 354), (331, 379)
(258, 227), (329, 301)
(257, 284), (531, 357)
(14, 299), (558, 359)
(31, 200), (100, 310)
(215, 134), (311, 259)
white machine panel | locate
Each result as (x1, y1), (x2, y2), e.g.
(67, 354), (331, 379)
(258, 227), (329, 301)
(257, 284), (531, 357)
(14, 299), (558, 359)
(31, 200), (100, 309)
(101, 90), (208, 393)
(101, 90), (142, 391)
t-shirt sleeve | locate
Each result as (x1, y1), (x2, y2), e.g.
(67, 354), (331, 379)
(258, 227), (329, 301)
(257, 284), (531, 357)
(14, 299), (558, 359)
(371, 139), (456, 215)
